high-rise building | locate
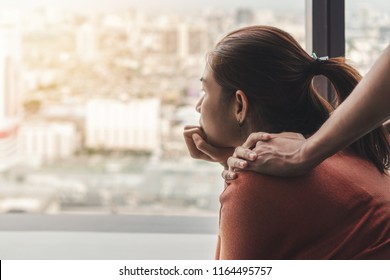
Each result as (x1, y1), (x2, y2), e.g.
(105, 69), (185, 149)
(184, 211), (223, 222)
(85, 98), (160, 152)
(188, 25), (208, 55)
(160, 22), (208, 58)
(161, 27), (179, 55)
(0, 119), (19, 171)
(0, 27), (23, 119)
(17, 122), (80, 164)
(0, 53), (23, 118)
(76, 24), (98, 62)
(0, 27), (23, 171)
(235, 8), (255, 26)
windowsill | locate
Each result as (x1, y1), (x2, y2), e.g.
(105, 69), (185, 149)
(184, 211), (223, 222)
(0, 214), (218, 259)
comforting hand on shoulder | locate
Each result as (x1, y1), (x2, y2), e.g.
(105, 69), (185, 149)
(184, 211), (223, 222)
(223, 132), (310, 178)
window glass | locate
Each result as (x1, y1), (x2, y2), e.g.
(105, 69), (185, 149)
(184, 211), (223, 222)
(346, 0), (390, 74)
(0, 0), (305, 216)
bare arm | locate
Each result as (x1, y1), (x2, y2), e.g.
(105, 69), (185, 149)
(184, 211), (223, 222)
(224, 45), (390, 178)
(304, 45), (390, 166)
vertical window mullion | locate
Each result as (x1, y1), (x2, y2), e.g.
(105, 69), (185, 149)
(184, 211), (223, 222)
(306, 0), (345, 102)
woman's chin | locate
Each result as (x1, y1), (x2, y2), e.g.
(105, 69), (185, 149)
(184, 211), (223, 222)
(208, 138), (234, 149)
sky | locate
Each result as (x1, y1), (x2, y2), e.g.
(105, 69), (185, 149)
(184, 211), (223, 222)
(2, 0), (304, 12)
(0, 0), (389, 13)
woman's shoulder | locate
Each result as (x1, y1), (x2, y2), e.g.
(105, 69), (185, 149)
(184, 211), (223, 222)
(221, 150), (390, 210)
(223, 169), (312, 197)
(220, 170), (307, 210)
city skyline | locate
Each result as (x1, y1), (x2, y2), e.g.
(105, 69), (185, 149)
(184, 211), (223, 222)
(0, 1), (389, 214)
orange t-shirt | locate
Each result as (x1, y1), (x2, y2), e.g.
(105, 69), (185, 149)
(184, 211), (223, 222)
(216, 151), (390, 259)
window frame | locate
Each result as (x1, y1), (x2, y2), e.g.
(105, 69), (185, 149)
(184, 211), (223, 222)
(1, 0), (347, 234)
(306, 0), (345, 102)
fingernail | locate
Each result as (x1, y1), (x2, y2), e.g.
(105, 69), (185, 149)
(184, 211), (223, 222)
(249, 152), (257, 160)
(239, 161), (246, 168)
(229, 172), (237, 179)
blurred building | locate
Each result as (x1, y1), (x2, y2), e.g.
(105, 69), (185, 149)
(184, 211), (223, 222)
(85, 98), (160, 152)
(76, 24), (98, 62)
(0, 120), (19, 171)
(235, 8), (255, 26)
(160, 22), (209, 58)
(0, 53), (24, 117)
(0, 26), (22, 59)
(17, 121), (79, 165)
(346, 4), (390, 74)
(0, 27), (23, 171)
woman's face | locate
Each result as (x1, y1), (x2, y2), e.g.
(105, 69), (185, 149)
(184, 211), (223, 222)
(195, 65), (243, 148)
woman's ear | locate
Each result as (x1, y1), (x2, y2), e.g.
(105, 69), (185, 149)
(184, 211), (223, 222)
(234, 90), (249, 126)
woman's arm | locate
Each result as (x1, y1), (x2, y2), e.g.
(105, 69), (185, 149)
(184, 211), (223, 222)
(218, 173), (285, 259)
(224, 45), (390, 177)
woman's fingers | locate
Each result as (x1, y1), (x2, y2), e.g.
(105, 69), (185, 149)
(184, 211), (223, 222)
(234, 146), (258, 161)
(226, 132), (308, 177)
(193, 134), (234, 163)
(227, 155), (248, 170)
(183, 126), (212, 161)
(183, 125), (234, 163)
(277, 132), (306, 140)
(184, 126), (308, 176)
(242, 132), (272, 148)
(241, 132), (304, 149)
(221, 169), (237, 180)
(183, 125), (207, 139)
(192, 134), (215, 159)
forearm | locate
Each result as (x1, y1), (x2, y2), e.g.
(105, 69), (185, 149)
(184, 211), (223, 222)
(302, 45), (390, 166)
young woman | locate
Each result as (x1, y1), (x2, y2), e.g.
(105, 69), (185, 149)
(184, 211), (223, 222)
(183, 26), (390, 259)
(226, 45), (390, 177)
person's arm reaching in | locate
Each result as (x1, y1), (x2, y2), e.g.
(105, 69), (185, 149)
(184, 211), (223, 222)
(224, 45), (390, 178)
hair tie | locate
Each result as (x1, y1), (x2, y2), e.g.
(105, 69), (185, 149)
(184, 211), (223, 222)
(311, 52), (329, 61)
(310, 52), (329, 75)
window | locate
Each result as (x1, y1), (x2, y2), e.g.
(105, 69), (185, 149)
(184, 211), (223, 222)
(0, 0), (312, 259)
(0, 0), (306, 217)
(345, 0), (390, 74)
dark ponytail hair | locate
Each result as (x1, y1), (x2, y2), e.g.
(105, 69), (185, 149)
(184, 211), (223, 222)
(208, 25), (390, 173)
(318, 58), (390, 173)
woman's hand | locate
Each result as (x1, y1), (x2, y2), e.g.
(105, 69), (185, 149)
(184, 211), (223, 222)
(222, 132), (312, 179)
(183, 125), (234, 166)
